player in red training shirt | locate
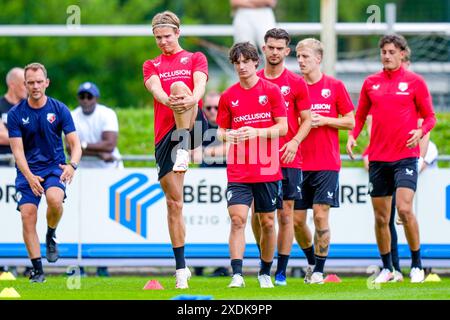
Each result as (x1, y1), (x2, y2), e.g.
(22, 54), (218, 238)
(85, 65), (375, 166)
(293, 38), (355, 284)
(347, 34), (436, 284)
(217, 42), (287, 289)
(251, 28), (311, 287)
(142, 11), (208, 289)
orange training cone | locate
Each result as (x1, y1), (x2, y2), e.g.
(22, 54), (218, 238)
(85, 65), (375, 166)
(324, 274), (342, 283)
(143, 279), (164, 290)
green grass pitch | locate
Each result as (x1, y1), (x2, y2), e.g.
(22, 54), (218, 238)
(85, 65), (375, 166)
(1, 275), (449, 300)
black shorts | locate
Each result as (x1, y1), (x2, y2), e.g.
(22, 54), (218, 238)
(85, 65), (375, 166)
(226, 181), (281, 213)
(294, 171), (339, 210)
(368, 157), (418, 197)
(155, 108), (208, 180)
(276, 167), (303, 209)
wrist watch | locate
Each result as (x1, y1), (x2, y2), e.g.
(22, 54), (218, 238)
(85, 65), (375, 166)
(81, 141), (88, 150)
(70, 162), (78, 170)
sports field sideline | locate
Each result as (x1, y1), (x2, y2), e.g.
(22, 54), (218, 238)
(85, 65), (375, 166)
(1, 275), (449, 300)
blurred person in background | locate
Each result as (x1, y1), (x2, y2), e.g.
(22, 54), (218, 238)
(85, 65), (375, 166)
(230, 0), (277, 53)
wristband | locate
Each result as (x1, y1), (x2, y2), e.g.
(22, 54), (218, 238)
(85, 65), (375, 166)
(70, 162), (78, 170)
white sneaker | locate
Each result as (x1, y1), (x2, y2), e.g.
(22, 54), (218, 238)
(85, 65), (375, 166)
(310, 272), (324, 284)
(304, 265), (315, 284)
(391, 270), (404, 282)
(175, 267), (191, 289)
(257, 274), (274, 288)
(410, 267), (425, 283)
(173, 149), (189, 173)
(228, 274), (245, 288)
(373, 268), (394, 283)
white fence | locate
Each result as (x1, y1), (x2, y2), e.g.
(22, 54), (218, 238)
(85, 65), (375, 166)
(1, 23), (449, 37)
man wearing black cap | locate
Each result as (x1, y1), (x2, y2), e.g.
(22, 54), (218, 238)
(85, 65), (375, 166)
(70, 82), (123, 169)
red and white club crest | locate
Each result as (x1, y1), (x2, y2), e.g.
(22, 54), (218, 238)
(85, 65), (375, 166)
(398, 82), (408, 92)
(47, 113), (56, 124)
(321, 89), (331, 98)
(280, 86), (291, 96)
(180, 57), (189, 65)
(258, 95), (268, 105)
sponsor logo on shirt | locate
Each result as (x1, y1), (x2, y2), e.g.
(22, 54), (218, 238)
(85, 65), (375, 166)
(180, 57), (189, 65)
(159, 69), (192, 79)
(396, 82), (410, 95)
(372, 84), (380, 90)
(22, 117), (30, 125)
(231, 100), (239, 107)
(311, 104), (331, 111)
(233, 112), (272, 124)
(259, 95), (268, 105)
(321, 89), (331, 98)
(47, 113), (56, 124)
(281, 86), (291, 96)
(398, 82), (408, 91)
(153, 61), (161, 67)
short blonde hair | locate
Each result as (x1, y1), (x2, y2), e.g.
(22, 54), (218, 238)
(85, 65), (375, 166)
(296, 38), (324, 59)
(24, 62), (47, 79)
(152, 11), (180, 32)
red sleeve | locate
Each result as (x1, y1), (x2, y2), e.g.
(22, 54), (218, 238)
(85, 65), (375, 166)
(295, 79), (311, 115)
(216, 93), (231, 129)
(414, 77), (436, 135)
(351, 79), (371, 139)
(336, 80), (354, 116)
(269, 85), (287, 119)
(362, 146), (369, 157)
(192, 52), (209, 79)
(143, 60), (157, 84)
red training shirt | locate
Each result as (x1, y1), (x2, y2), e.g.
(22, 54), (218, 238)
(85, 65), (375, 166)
(143, 50), (208, 144)
(301, 74), (354, 171)
(257, 68), (310, 169)
(352, 66), (436, 162)
(217, 78), (287, 183)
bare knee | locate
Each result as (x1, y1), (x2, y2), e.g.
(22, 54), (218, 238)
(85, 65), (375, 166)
(397, 204), (414, 224)
(294, 213), (307, 230)
(21, 210), (37, 231)
(260, 215), (275, 233)
(313, 214), (328, 228)
(230, 215), (246, 230)
(374, 213), (390, 227)
(166, 198), (183, 215)
(278, 211), (292, 227)
(46, 196), (63, 212)
(170, 81), (192, 95)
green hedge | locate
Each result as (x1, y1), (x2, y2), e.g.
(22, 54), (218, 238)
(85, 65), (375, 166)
(114, 108), (449, 168)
